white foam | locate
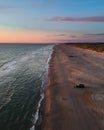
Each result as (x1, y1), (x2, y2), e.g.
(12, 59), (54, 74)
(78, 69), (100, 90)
(30, 45), (54, 130)
(0, 61), (17, 77)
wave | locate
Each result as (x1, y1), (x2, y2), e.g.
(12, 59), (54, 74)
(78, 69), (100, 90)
(30, 45), (54, 130)
(0, 44), (54, 130)
(0, 45), (52, 79)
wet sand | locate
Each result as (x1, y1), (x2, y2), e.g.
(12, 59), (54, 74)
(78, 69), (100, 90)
(38, 44), (104, 130)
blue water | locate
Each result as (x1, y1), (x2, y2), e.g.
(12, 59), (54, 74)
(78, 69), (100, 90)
(0, 44), (53, 130)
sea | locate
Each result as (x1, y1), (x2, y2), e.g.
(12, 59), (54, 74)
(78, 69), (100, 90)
(0, 43), (54, 130)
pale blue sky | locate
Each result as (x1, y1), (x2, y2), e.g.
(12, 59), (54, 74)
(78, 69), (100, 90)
(0, 0), (104, 43)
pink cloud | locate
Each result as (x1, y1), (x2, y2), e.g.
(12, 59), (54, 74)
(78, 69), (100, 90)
(54, 33), (104, 43)
(47, 16), (104, 22)
(48, 33), (67, 37)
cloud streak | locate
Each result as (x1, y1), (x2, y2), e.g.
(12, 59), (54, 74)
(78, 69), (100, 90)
(47, 16), (104, 22)
(0, 5), (18, 14)
(48, 33), (67, 37)
(85, 33), (104, 36)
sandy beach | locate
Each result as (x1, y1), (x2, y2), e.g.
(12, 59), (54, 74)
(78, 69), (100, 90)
(38, 44), (104, 130)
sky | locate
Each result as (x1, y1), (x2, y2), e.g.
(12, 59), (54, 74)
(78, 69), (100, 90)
(0, 0), (104, 43)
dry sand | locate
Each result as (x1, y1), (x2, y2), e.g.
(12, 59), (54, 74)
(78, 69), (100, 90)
(38, 44), (104, 130)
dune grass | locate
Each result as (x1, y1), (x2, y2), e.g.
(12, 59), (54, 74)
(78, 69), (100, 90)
(66, 43), (104, 52)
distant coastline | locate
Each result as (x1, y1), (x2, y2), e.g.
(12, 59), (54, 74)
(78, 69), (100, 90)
(65, 43), (104, 52)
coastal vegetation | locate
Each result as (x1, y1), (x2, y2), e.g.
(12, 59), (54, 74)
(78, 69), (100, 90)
(66, 43), (104, 52)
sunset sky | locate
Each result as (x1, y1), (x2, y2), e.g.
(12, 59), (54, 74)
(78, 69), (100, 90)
(0, 0), (104, 43)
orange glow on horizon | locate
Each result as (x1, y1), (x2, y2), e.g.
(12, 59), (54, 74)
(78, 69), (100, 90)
(1, 28), (101, 43)
(0, 29), (60, 43)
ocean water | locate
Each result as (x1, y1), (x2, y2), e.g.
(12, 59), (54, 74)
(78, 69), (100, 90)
(0, 44), (53, 130)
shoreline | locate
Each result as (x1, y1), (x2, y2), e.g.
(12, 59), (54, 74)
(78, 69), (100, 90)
(36, 45), (56, 130)
(37, 44), (104, 130)
(33, 45), (54, 130)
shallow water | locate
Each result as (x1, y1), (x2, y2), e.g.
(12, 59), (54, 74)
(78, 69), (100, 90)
(0, 44), (53, 130)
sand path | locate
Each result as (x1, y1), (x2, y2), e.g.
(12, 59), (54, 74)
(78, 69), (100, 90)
(39, 44), (104, 130)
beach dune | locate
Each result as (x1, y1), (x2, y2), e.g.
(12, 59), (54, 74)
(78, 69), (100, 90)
(38, 44), (104, 130)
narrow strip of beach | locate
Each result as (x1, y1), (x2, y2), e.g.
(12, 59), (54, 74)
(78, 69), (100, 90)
(38, 44), (104, 130)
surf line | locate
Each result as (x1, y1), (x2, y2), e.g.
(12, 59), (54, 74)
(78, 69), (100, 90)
(30, 45), (54, 130)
